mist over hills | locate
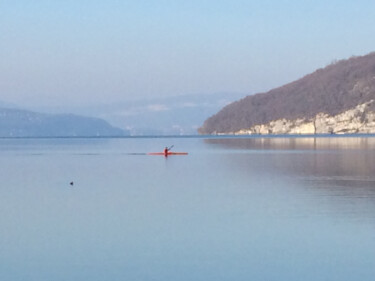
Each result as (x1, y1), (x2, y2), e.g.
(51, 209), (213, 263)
(28, 93), (244, 136)
(199, 52), (375, 134)
(0, 107), (127, 137)
(104, 93), (244, 135)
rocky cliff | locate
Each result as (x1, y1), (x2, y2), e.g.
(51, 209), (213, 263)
(233, 100), (375, 135)
(199, 52), (375, 135)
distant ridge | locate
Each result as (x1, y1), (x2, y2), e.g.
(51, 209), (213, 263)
(199, 52), (375, 134)
(0, 107), (127, 137)
(52, 92), (244, 135)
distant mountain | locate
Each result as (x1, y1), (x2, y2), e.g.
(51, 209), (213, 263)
(103, 93), (244, 135)
(199, 52), (375, 135)
(0, 108), (127, 137)
(29, 93), (245, 136)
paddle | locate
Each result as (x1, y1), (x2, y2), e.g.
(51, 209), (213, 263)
(167, 145), (174, 151)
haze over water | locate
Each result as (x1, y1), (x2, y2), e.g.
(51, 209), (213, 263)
(0, 136), (374, 281)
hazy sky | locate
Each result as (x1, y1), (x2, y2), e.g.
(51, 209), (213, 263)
(1, 0), (375, 107)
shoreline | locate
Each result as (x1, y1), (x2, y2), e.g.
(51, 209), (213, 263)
(1, 133), (375, 139)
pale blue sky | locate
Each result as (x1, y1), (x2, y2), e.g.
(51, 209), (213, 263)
(1, 0), (375, 107)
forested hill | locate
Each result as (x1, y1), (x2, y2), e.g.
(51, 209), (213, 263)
(0, 108), (127, 137)
(199, 52), (375, 134)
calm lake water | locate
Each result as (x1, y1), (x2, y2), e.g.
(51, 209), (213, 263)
(0, 136), (374, 281)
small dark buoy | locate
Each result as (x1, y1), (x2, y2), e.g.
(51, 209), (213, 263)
(70, 181), (74, 186)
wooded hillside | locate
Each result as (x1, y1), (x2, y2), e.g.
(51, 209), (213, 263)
(199, 52), (375, 134)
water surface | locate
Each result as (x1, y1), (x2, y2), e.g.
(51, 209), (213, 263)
(0, 136), (374, 281)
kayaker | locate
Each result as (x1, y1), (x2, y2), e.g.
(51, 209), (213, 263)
(164, 147), (169, 157)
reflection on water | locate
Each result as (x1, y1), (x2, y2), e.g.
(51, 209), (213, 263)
(205, 136), (375, 221)
(205, 135), (375, 150)
(204, 136), (375, 177)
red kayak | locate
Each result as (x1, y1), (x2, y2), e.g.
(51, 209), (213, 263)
(147, 152), (188, 156)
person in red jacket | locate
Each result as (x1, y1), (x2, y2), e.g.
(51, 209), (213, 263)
(164, 147), (169, 157)
(164, 145), (174, 157)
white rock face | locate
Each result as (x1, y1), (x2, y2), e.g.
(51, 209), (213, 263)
(234, 100), (375, 135)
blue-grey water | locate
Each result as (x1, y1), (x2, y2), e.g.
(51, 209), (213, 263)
(0, 136), (374, 281)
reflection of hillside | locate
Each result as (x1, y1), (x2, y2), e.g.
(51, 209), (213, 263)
(205, 136), (375, 150)
(205, 137), (375, 198)
(269, 147), (375, 179)
(204, 137), (375, 219)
